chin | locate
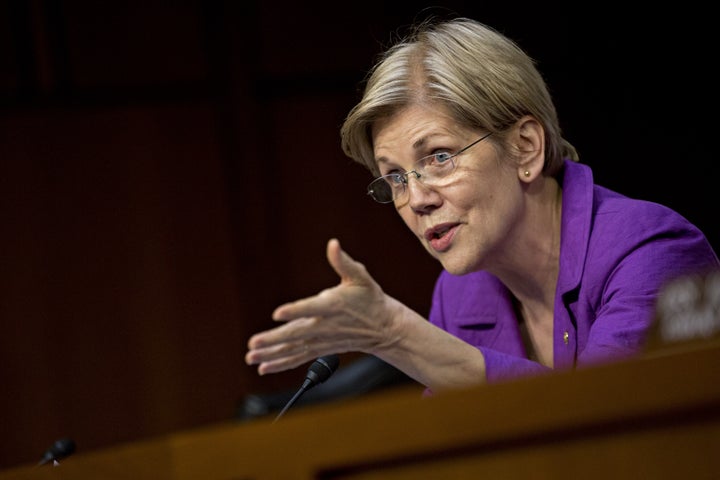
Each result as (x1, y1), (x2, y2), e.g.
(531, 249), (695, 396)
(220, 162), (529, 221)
(439, 260), (476, 276)
(424, 243), (481, 275)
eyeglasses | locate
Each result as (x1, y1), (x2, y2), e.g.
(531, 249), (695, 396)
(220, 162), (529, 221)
(367, 132), (492, 204)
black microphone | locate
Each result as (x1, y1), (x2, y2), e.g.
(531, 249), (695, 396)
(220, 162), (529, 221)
(273, 354), (340, 423)
(37, 437), (76, 466)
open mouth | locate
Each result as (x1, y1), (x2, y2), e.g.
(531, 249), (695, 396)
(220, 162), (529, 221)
(424, 223), (458, 252)
(425, 224), (455, 241)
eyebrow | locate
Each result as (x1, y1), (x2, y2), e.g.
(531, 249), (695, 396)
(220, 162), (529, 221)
(411, 136), (428, 150)
(376, 134), (435, 165)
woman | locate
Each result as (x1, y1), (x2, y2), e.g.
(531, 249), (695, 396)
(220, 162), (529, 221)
(245, 17), (718, 391)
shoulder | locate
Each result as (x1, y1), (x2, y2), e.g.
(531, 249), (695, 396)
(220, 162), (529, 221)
(583, 187), (718, 294)
(591, 185), (711, 251)
(561, 157), (711, 249)
(593, 184), (685, 221)
(559, 161), (718, 295)
(563, 160), (698, 235)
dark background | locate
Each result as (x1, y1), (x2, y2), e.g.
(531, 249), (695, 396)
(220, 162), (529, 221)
(0, 0), (717, 470)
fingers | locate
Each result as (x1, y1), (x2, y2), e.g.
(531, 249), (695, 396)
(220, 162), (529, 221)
(245, 319), (316, 373)
(256, 356), (307, 376)
(248, 316), (317, 349)
(245, 338), (314, 374)
(247, 238), (378, 376)
(326, 238), (370, 285)
(273, 239), (370, 321)
(272, 288), (337, 321)
(245, 319), (342, 375)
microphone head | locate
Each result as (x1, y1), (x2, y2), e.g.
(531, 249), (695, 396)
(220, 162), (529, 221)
(38, 437), (76, 465)
(305, 354), (340, 388)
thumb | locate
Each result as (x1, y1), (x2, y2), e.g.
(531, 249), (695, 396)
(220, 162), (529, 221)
(326, 238), (371, 285)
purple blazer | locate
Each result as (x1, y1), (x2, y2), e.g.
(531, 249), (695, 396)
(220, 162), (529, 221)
(429, 160), (719, 383)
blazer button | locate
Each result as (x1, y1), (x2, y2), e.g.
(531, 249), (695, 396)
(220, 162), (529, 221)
(563, 331), (569, 345)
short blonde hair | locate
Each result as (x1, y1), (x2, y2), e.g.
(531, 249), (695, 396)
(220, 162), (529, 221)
(340, 17), (578, 177)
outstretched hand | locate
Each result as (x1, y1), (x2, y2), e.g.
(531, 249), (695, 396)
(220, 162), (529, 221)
(245, 238), (398, 375)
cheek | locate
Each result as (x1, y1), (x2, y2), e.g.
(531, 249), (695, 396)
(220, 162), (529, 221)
(450, 175), (523, 234)
(396, 207), (420, 236)
(444, 163), (506, 204)
(443, 179), (492, 209)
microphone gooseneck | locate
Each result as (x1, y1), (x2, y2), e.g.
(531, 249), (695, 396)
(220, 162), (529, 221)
(273, 354), (340, 423)
(37, 437), (76, 466)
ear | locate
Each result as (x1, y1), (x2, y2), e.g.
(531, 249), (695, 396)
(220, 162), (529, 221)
(512, 116), (545, 182)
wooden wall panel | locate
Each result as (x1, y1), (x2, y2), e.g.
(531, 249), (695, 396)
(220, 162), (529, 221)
(0, 102), (249, 467)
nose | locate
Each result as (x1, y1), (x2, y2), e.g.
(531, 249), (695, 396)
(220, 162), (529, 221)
(404, 174), (441, 212)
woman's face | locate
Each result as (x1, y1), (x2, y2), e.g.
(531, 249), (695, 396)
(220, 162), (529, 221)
(372, 104), (526, 275)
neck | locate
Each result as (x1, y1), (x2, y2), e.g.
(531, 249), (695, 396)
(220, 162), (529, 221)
(490, 176), (562, 310)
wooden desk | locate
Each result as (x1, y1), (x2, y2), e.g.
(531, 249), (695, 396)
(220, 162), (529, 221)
(2, 342), (719, 479)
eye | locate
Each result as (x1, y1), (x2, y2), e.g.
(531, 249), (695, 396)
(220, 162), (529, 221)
(421, 150), (454, 168)
(432, 151), (454, 164)
(384, 172), (406, 186)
